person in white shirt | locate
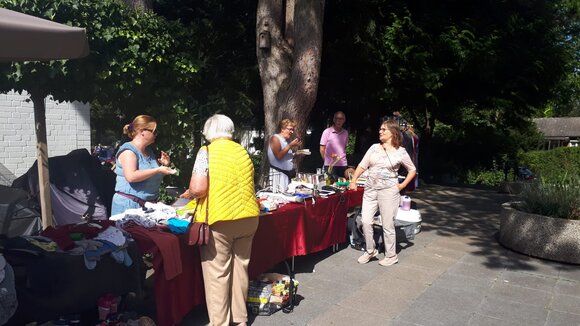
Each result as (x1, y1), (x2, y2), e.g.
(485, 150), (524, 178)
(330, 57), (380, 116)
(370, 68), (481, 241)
(267, 119), (303, 193)
(349, 119), (416, 266)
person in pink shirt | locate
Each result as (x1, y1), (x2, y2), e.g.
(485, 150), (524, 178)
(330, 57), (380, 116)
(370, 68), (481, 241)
(319, 111), (348, 179)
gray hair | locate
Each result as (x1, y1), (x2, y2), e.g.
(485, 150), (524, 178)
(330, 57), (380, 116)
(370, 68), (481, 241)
(203, 114), (235, 142)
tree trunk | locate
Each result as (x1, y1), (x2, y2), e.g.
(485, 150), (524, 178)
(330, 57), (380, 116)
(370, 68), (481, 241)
(256, 0), (325, 187)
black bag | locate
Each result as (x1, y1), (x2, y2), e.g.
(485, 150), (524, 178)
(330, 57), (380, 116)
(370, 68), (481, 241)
(269, 165), (296, 179)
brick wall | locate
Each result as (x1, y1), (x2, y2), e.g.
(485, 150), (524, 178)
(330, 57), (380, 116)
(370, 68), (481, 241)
(0, 90), (90, 183)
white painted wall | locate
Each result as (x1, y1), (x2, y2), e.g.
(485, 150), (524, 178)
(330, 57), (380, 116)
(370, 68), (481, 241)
(0, 90), (90, 184)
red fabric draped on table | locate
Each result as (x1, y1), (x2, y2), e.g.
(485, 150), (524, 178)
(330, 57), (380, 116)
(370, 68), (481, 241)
(124, 189), (363, 326)
(124, 224), (205, 326)
(248, 192), (345, 277)
(248, 191), (352, 277)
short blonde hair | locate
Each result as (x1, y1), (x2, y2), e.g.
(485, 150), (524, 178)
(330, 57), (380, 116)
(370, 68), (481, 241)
(278, 118), (297, 132)
(123, 115), (157, 139)
(203, 114), (235, 142)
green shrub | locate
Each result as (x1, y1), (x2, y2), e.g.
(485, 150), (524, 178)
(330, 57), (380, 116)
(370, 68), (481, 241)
(465, 161), (514, 186)
(517, 174), (580, 220)
(158, 186), (175, 205)
(250, 152), (263, 173)
(519, 147), (580, 183)
(466, 168), (505, 186)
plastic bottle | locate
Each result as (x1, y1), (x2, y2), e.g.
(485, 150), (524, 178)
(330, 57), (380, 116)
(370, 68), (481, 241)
(401, 196), (411, 211)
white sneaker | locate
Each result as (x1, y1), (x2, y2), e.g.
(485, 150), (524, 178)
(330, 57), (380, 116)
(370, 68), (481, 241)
(357, 249), (378, 264)
(379, 255), (399, 266)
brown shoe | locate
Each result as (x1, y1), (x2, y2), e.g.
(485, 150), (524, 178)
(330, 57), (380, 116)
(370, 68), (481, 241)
(379, 255), (398, 266)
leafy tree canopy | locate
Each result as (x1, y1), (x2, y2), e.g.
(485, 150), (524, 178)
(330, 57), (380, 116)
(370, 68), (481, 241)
(0, 0), (199, 105)
(0, 0), (203, 186)
(1, 0), (577, 184)
(319, 0), (579, 178)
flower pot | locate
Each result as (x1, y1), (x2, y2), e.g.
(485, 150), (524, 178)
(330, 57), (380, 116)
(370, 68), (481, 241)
(499, 202), (580, 264)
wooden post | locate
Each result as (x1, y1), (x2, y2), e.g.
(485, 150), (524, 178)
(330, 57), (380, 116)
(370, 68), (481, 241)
(31, 92), (53, 229)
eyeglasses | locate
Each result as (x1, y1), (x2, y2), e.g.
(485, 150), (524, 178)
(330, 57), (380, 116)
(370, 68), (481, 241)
(285, 127), (295, 132)
(144, 128), (158, 136)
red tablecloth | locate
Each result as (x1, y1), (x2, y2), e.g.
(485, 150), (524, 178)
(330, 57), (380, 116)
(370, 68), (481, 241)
(124, 225), (206, 326)
(126, 189), (363, 326)
(249, 190), (354, 278)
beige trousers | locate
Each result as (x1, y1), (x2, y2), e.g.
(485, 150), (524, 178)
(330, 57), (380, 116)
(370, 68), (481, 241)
(200, 216), (259, 326)
(361, 185), (400, 258)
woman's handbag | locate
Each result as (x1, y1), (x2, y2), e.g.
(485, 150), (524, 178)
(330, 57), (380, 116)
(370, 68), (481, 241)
(187, 145), (210, 246)
(187, 203), (209, 246)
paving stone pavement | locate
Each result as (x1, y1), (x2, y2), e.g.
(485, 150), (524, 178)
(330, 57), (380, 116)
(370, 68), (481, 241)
(177, 184), (580, 326)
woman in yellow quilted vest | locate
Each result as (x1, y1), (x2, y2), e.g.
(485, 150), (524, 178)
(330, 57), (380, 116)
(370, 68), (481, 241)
(186, 114), (260, 326)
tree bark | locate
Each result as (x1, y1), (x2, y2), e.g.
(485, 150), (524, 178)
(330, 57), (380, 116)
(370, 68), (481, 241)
(256, 0), (325, 187)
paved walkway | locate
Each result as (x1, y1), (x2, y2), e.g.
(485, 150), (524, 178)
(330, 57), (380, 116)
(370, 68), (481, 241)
(179, 184), (580, 326)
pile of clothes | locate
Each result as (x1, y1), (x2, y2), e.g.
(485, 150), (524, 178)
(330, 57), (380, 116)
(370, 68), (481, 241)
(0, 254), (17, 325)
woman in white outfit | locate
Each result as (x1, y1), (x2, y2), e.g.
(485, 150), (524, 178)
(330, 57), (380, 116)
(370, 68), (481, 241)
(348, 119), (416, 266)
(267, 118), (303, 193)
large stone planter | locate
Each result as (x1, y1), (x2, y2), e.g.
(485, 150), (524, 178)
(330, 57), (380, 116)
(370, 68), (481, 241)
(499, 202), (580, 264)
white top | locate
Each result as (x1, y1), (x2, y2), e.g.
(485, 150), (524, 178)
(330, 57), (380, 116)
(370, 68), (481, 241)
(358, 144), (416, 190)
(267, 134), (293, 170)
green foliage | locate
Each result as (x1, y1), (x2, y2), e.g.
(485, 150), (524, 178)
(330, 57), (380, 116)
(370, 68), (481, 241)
(546, 69), (580, 117)
(508, 124), (545, 152)
(519, 147), (580, 183)
(320, 0), (579, 181)
(0, 0), (206, 191)
(542, 0), (580, 117)
(515, 147), (579, 219)
(3, 0), (578, 188)
(0, 0), (200, 104)
(250, 151), (263, 172)
(466, 169), (505, 186)
(153, 0), (261, 123)
(465, 161), (514, 186)
(157, 186), (175, 206)
(518, 176), (580, 220)
(249, 151), (263, 186)
(346, 133), (356, 155)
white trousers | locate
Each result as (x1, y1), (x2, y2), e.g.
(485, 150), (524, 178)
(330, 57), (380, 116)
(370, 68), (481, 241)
(360, 185), (400, 258)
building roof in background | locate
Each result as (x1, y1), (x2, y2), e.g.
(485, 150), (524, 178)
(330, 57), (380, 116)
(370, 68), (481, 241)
(533, 117), (580, 138)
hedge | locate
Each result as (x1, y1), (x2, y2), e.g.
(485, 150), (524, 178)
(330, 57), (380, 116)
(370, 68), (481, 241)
(519, 147), (580, 184)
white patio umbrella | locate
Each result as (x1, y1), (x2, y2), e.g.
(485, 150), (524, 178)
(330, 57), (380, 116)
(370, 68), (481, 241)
(0, 8), (90, 229)
(0, 8), (89, 61)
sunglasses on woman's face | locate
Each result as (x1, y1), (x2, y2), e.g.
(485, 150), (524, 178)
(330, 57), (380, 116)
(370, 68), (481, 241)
(144, 128), (159, 136)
